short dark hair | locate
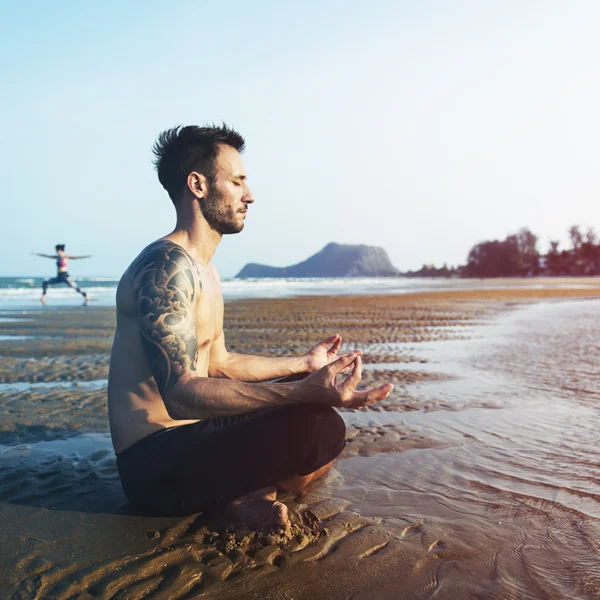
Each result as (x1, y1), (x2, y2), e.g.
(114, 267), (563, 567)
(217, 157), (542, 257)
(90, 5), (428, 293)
(152, 124), (245, 202)
(55, 244), (65, 252)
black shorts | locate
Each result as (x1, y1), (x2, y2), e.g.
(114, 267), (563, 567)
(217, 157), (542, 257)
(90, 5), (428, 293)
(116, 403), (346, 517)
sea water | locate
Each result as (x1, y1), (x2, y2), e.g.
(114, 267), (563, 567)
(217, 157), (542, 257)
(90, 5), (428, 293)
(0, 275), (595, 309)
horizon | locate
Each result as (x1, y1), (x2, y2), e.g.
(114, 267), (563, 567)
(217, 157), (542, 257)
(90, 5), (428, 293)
(7, 227), (595, 279)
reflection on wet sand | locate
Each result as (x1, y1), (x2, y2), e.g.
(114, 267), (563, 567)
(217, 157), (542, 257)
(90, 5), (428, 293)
(340, 299), (600, 599)
(0, 292), (599, 598)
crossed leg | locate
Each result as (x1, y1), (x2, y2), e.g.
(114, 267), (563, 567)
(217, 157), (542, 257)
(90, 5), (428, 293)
(117, 403), (346, 527)
(226, 460), (335, 531)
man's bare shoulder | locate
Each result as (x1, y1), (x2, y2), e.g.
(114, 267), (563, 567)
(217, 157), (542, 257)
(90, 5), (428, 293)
(116, 240), (202, 315)
(131, 240), (200, 281)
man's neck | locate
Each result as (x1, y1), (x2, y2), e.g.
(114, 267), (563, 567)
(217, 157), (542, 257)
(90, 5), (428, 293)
(168, 214), (222, 267)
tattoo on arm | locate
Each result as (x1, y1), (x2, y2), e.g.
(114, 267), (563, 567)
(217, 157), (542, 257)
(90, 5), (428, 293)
(132, 242), (202, 397)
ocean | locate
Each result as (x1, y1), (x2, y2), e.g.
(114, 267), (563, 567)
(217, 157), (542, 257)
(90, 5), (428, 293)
(0, 275), (596, 310)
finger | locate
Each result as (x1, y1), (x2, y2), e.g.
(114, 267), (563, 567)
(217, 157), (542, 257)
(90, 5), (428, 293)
(364, 383), (394, 405)
(317, 334), (339, 348)
(339, 349), (362, 371)
(326, 352), (357, 374)
(328, 335), (342, 355)
(348, 384), (393, 408)
(340, 355), (362, 392)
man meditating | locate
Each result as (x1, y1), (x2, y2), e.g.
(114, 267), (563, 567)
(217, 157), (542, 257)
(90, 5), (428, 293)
(108, 125), (393, 530)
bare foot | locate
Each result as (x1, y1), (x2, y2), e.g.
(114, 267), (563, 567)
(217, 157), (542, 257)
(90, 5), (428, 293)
(40, 295), (46, 306)
(83, 294), (89, 306)
(226, 487), (290, 533)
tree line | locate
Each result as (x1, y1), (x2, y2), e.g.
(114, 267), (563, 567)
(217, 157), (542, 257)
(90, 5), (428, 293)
(405, 226), (600, 278)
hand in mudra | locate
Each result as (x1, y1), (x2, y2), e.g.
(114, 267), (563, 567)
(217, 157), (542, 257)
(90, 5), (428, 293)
(302, 352), (393, 410)
(304, 334), (362, 373)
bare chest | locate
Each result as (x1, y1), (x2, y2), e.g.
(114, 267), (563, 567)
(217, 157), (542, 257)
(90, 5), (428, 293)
(194, 270), (223, 353)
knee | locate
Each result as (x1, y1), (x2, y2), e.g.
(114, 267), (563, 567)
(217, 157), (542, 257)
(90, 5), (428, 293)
(292, 403), (346, 459)
(313, 404), (346, 447)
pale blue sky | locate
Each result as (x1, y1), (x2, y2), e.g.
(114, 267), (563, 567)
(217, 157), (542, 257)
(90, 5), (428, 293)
(1, 0), (599, 277)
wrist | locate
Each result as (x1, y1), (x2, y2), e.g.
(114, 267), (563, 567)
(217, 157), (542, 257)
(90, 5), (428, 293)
(294, 354), (309, 375)
(274, 380), (307, 404)
(288, 378), (313, 403)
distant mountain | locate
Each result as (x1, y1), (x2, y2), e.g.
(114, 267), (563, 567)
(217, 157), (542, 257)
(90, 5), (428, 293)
(236, 243), (400, 278)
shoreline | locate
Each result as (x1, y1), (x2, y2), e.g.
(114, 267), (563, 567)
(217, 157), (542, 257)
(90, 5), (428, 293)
(1, 274), (600, 309)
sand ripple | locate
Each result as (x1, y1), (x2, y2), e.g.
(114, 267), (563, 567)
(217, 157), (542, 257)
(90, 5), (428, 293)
(2, 293), (600, 598)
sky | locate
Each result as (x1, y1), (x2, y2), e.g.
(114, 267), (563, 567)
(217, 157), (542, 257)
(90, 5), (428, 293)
(1, 0), (599, 278)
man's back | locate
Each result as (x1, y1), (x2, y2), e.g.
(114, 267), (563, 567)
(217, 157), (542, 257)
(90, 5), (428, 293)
(108, 238), (221, 454)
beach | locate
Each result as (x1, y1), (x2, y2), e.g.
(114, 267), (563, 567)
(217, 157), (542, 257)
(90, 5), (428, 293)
(1, 283), (600, 599)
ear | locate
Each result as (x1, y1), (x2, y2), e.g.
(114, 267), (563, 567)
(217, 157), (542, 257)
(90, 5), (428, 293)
(187, 171), (209, 199)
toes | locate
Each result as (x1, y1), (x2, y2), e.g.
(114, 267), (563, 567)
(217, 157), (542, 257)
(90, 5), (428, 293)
(273, 501), (291, 531)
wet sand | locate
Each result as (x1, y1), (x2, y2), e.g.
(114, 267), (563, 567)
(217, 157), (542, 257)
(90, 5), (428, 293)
(1, 284), (600, 598)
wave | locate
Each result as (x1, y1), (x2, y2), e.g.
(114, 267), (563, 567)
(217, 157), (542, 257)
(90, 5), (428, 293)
(0, 286), (116, 297)
(77, 276), (120, 282)
(0, 276), (424, 306)
(0, 277), (118, 289)
(0, 276), (589, 308)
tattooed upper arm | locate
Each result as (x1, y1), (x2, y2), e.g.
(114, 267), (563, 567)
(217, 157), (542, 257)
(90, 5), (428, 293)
(132, 242), (201, 398)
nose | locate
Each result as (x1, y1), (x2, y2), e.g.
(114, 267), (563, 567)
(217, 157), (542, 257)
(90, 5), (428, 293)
(244, 187), (255, 205)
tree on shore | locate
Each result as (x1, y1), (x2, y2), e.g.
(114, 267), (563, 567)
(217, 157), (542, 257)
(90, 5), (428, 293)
(403, 225), (600, 278)
(564, 225), (600, 275)
(404, 263), (458, 278)
(463, 227), (539, 277)
(462, 225), (600, 277)
(515, 227), (540, 275)
(545, 240), (568, 275)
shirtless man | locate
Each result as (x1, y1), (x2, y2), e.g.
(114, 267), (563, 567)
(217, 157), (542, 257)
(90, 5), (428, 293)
(108, 125), (393, 530)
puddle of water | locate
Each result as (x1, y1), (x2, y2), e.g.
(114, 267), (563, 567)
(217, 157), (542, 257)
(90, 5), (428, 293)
(0, 432), (113, 458)
(0, 379), (108, 393)
(0, 318), (32, 323)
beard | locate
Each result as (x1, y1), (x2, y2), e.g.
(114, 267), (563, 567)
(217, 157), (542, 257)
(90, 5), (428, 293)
(200, 186), (244, 235)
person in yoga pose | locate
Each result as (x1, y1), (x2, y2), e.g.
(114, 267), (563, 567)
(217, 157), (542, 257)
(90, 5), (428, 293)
(33, 245), (91, 305)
